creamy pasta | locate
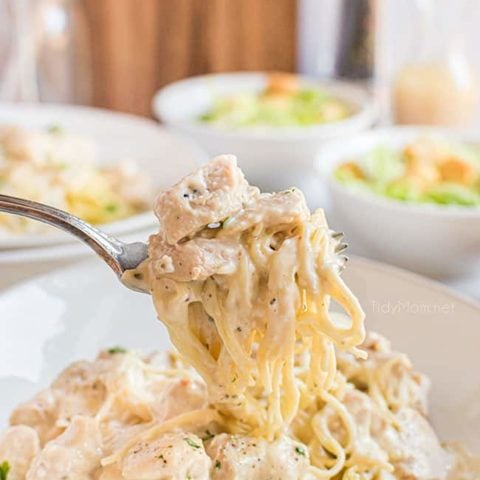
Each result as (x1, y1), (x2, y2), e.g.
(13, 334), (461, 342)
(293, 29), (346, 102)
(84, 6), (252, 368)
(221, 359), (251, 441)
(1, 156), (478, 479)
(0, 125), (152, 235)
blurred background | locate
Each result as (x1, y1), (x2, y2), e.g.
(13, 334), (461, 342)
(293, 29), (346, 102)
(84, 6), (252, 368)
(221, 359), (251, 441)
(2, 0), (480, 123)
(1, 0), (298, 114)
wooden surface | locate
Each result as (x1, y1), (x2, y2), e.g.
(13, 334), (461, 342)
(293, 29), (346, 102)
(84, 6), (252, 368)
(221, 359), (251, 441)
(83, 0), (297, 116)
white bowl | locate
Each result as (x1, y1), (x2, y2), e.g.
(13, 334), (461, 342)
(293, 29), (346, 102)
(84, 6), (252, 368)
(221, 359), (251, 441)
(316, 127), (480, 279)
(0, 102), (207, 249)
(153, 72), (376, 201)
(1, 256), (479, 453)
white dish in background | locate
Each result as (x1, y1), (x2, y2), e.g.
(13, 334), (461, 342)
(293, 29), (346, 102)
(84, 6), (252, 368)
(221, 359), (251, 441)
(0, 255), (479, 453)
(0, 102), (207, 250)
(153, 72), (376, 203)
(316, 127), (480, 279)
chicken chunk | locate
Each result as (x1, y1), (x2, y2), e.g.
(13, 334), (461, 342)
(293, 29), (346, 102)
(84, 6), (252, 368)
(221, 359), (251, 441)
(51, 360), (108, 419)
(10, 389), (60, 445)
(154, 155), (256, 244)
(374, 408), (452, 480)
(121, 431), (210, 480)
(206, 433), (309, 480)
(146, 186), (309, 283)
(26, 415), (102, 480)
(0, 426), (39, 480)
(149, 376), (207, 421)
(11, 359), (109, 445)
(338, 332), (430, 416)
(147, 236), (241, 282)
(0, 125), (95, 167)
(96, 463), (123, 480)
(342, 389), (391, 469)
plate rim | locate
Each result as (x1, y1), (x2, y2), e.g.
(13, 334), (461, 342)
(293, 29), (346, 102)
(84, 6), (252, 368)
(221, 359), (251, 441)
(1, 253), (478, 312)
(345, 255), (480, 312)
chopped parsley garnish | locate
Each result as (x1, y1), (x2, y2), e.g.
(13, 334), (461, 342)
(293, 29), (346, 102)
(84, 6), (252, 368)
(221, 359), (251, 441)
(221, 216), (233, 228)
(202, 430), (214, 441)
(184, 437), (201, 449)
(0, 461), (10, 480)
(215, 460), (222, 469)
(105, 203), (118, 214)
(295, 446), (306, 456)
(107, 346), (127, 354)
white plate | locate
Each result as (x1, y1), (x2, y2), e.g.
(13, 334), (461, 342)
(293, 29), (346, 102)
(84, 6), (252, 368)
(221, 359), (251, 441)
(0, 226), (156, 290)
(0, 102), (207, 249)
(0, 255), (479, 453)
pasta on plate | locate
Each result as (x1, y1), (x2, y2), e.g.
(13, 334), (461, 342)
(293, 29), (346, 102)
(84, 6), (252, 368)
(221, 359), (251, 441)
(0, 125), (152, 235)
(1, 157), (478, 479)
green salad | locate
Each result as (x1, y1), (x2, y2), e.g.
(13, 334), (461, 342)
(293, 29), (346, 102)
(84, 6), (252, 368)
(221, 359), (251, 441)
(334, 138), (480, 206)
(199, 74), (351, 127)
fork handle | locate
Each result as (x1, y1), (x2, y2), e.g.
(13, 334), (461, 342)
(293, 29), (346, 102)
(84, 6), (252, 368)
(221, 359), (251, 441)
(0, 194), (128, 276)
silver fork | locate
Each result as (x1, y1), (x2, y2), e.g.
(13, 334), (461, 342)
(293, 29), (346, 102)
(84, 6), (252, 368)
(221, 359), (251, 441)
(0, 194), (348, 292)
(0, 194), (149, 291)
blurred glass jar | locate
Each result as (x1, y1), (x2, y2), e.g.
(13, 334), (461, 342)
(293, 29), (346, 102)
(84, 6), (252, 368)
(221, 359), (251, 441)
(0, 0), (92, 104)
(376, 0), (480, 126)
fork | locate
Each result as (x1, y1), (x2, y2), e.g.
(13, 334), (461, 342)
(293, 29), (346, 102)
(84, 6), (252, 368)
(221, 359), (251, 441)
(0, 194), (348, 292)
(0, 194), (148, 292)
